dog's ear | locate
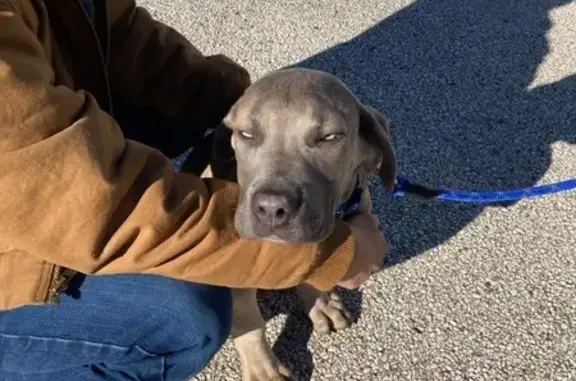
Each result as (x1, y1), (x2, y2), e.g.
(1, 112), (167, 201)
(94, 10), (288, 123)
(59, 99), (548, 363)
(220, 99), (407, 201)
(358, 105), (397, 190)
(209, 123), (237, 181)
(208, 100), (245, 181)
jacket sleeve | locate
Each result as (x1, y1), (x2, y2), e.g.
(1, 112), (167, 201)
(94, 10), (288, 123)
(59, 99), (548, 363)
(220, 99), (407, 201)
(0, 3), (355, 292)
(106, 0), (249, 130)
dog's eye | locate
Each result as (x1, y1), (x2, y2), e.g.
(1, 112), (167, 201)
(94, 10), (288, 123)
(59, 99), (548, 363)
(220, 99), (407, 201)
(318, 133), (344, 143)
(238, 131), (254, 140)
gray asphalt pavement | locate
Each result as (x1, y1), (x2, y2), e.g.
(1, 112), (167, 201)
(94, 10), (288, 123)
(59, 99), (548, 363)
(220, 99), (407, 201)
(138, 0), (575, 380)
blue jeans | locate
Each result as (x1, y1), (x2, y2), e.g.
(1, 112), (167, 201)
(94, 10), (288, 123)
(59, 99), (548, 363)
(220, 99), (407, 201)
(0, 274), (232, 381)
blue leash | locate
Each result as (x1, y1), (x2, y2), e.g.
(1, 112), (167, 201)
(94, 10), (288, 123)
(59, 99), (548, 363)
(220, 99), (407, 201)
(334, 175), (576, 217)
(392, 175), (576, 204)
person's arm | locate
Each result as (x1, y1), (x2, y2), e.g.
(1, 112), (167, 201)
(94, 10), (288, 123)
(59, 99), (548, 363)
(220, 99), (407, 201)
(0, 2), (354, 292)
(106, 1), (249, 131)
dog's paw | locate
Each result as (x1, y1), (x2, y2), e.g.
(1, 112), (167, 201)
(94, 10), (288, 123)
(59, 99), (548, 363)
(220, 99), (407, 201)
(296, 285), (353, 335)
(309, 292), (352, 335)
(308, 291), (353, 335)
(233, 328), (293, 381)
(240, 356), (292, 381)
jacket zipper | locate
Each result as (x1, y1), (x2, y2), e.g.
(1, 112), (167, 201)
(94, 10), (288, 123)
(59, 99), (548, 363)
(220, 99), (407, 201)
(47, 266), (78, 304)
(46, 265), (61, 304)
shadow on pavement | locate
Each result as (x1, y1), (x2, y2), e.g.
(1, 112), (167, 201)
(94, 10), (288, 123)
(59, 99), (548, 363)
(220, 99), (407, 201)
(267, 0), (575, 379)
(295, 0), (575, 267)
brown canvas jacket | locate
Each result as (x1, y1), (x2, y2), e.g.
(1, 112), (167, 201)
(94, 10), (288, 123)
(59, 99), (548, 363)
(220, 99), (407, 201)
(0, 0), (355, 310)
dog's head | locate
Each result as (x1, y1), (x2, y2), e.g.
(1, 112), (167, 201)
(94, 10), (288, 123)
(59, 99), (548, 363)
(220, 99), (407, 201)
(223, 68), (396, 243)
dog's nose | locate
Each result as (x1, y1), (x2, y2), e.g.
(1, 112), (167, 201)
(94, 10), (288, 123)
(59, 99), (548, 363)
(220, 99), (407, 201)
(251, 188), (303, 228)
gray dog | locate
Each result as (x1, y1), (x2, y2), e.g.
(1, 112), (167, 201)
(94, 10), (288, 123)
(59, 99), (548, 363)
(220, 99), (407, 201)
(202, 68), (396, 381)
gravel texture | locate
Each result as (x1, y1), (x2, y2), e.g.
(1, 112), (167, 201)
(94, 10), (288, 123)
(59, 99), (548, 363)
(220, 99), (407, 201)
(138, 1), (576, 380)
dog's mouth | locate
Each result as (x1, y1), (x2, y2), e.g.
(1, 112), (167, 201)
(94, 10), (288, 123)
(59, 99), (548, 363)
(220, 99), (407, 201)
(252, 220), (331, 243)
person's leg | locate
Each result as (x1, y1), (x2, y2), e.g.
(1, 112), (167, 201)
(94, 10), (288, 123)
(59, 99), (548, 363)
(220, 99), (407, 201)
(0, 274), (232, 381)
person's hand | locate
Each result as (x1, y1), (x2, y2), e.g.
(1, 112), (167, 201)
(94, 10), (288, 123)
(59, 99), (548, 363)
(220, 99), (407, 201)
(337, 213), (389, 290)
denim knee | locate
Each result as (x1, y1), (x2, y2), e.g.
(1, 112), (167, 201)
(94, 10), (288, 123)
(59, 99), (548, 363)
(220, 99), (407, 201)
(148, 280), (233, 378)
(104, 276), (233, 379)
(0, 274), (233, 381)
(189, 284), (233, 358)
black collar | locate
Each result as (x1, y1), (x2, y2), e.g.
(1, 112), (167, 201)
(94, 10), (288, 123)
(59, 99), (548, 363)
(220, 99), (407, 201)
(334, 179), (363, 220)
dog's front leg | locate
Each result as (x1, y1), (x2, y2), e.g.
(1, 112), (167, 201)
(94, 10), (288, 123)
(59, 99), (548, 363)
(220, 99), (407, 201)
(295, 185), (373, 335)
(231, 288), (292, 381)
